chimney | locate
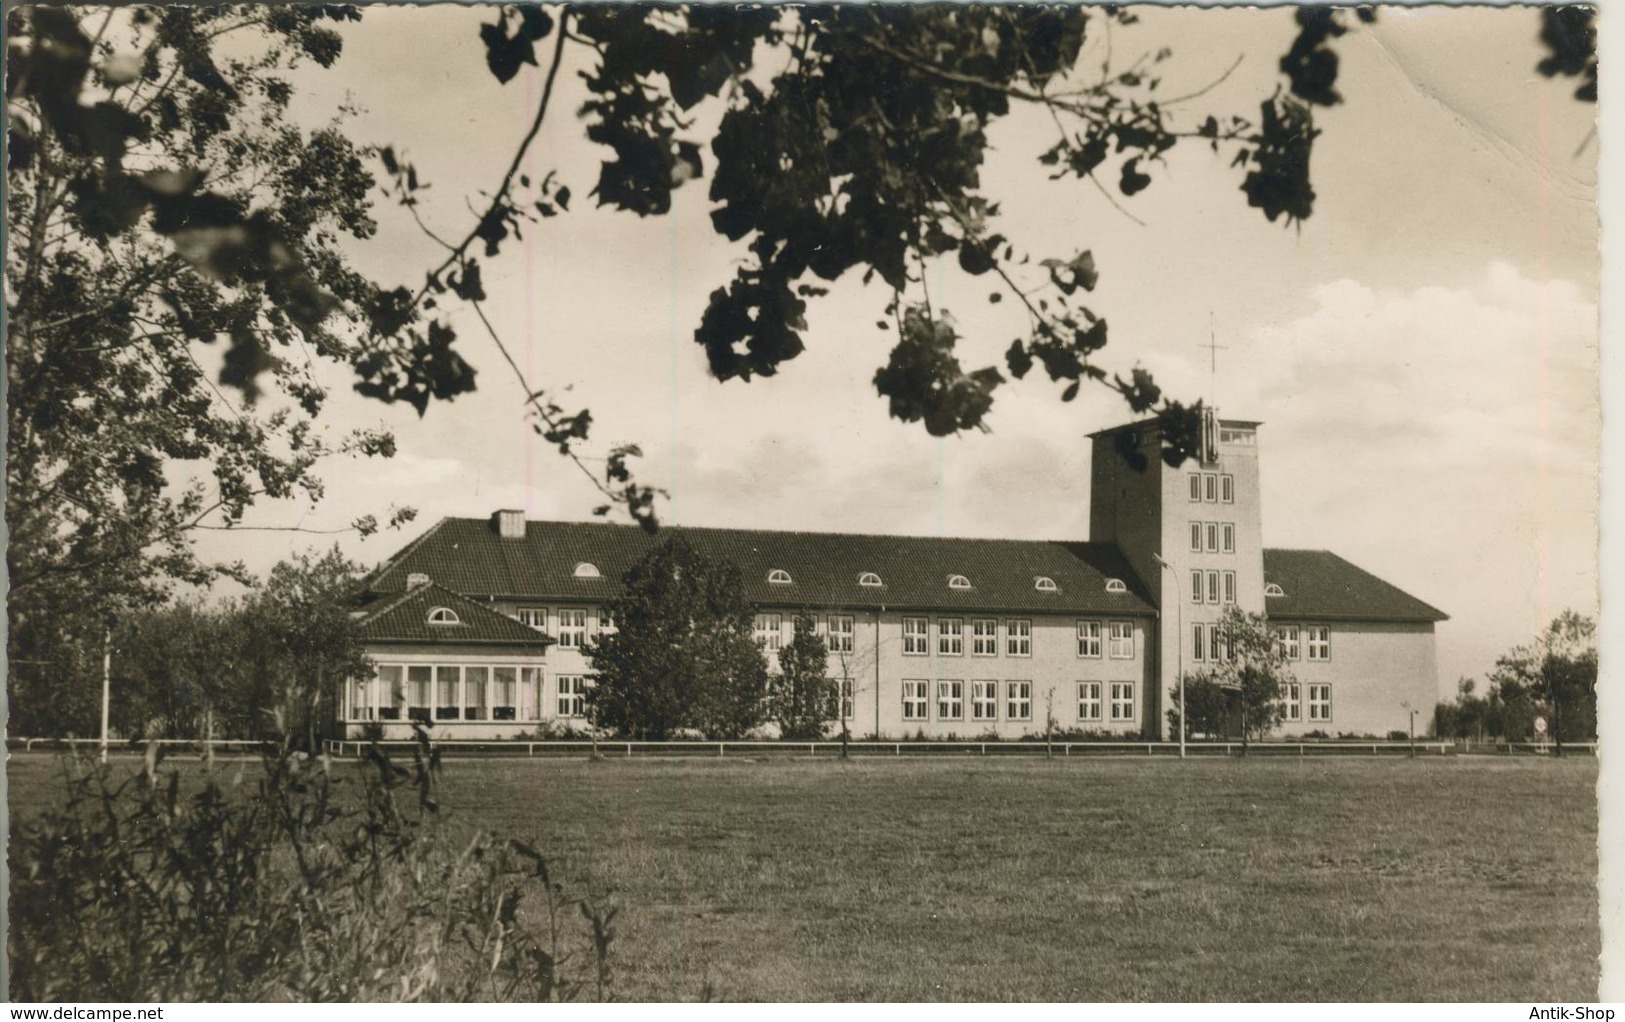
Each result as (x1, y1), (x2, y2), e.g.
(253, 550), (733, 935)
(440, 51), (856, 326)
(492, 509), (526, 540)
(406, 572), (431, 588)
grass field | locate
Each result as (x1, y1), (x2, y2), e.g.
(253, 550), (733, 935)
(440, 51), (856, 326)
(8, 753), (1598, 1001)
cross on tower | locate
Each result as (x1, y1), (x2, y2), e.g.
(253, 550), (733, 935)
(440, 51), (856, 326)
(1198, 321), (1228, 405)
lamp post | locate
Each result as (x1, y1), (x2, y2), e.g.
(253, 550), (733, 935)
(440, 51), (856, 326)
(1152, 553), (1184, 760)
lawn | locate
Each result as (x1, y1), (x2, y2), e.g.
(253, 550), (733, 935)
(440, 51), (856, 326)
(8, 752), (1598, 1001)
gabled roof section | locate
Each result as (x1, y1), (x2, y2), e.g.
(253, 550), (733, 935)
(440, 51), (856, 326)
(357, 582), (556, 646)
(1263, 549), (1448, 623)
(368, 518), (1157, 616)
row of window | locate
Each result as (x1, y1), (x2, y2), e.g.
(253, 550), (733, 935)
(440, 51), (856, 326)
(1273, 625), (1331, 661)
(514, 607), (613, 648)
(349, 665), (594, 722)
(1280, 682), (1333, 722)
(1188, 521), (1236, 554)
(754, 613), (856, 653)
(901, 680), (1137, 723)
(1192, 624), (1332, 663)
(901, 618), (1135, 659)
(1190, 570), (1238, 605)
(1189, 472), (1235, 504)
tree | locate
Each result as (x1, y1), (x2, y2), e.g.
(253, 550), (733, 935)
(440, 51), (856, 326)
(1488, 611), (1597, 754)
(586, 535), (769, 739)
(770, 612), (833, 741)
(5, 7), (420, 732)
(1191, 607), (1294, 751)
(1167, 671), (1231, 741)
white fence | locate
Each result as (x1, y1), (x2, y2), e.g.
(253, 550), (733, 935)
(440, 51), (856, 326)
(11, 737), (1594, 759)
(317, 737), (1466, 759)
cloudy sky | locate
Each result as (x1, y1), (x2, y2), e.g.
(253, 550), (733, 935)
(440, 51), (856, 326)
(189, 5), (1599, 698)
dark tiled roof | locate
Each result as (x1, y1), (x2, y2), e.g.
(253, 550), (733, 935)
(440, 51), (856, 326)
(367, 518), (1157, 616)
(1263, 549), (1448, 623)
(357, 582), (556, 646)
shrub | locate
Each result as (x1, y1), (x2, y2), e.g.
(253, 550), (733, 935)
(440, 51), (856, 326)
(9, 726), (614, 1002)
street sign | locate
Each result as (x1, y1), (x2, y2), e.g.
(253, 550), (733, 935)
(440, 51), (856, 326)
(1535, 716), (1549, 735)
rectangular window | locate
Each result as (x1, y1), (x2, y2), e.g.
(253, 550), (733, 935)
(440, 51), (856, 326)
(517, 607), (547, 631)
(1308, 683), (1332, 721)
(829, 615), (855, 654)
(902, 680), (929, 721)
(598, 608), (616, 634)
(1209, 623), (1227, 662)
(1205, 523), (1219, 552)
(349, 675), (373, 721)
(1006, 619), (1031, 657)
(1005, 680), (1032, 721)
(1221, 474), (1234, 503)
(1223, 571), (1236, 604)
(1108, 621), (1134, 659)
(1109, 681), (1135, 722)
(1189, 521), (1203, 552)
(557, 608), (587, 649)
(937, 680), (964, 721)
(557, 675), (586, 719)
(464, 666), (489, 721)
(971, 618), (998, 656)
(937, 618), (964, 657)
(755, 612), (783, 651)
(407, 665), (432, 722)
(520, 667), (544, 720)
(1192, 623), (1206, 662)
(1204, 473), (1218, 502)
(1275, 625), (1301, 660)
(902, 617), (929, 655)
(492, 666), (518, 721)
(1221, 523), (1235, 553)
(1076, 620), (1102, 658)
(1307, 626), (1331, 661)
(971, 680), (999, 721)
(1077, 681), (1102, 722)
(377, 665), (404, 720)
(1191, 570), (1203, 605)
(1189, 474), (1202, 502)
(1206, 571), (1220, 604)
(1282, 682), (1302, 722)
(838, 678), (855, 721)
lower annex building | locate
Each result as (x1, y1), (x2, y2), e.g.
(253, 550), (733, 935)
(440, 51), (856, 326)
(342, 412), (1447, 741)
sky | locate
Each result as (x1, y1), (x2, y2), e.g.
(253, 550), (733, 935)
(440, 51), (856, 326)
(186, 5), (1601, 699)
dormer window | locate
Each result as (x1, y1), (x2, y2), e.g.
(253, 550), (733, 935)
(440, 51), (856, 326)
(947, 574), (971, 590)
(1104, 578), (1127, 594)
(1034, 577), (1058, 593)
(858, 572), (883, 588)
(767, 569), (793, 585)
(1265, 583), (1285, 597)
(573, 562), (602, 579)
(427, 607), (460, 625)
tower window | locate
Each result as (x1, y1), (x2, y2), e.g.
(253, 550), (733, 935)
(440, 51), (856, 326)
(1205, 523), (1219, 552)
(1222, 523), (1235, 553)
(1189, 474), (1202, 502)
(1190, 570), (1203, 604)
(1221, 475), (1234, 503)
(1204, 473), (1218, 502)
(1189, 522), (1202, 552)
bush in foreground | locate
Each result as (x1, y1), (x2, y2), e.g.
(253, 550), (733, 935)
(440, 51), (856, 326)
(9, 727), (613, 1001)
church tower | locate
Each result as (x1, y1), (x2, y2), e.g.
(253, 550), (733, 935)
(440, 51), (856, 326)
(1088, 409), (1267, 738)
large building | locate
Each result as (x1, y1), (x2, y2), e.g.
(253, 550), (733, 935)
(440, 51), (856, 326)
(343, 413), (1447, 741)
